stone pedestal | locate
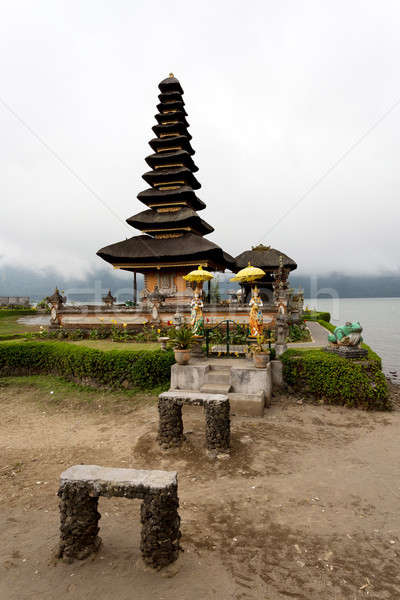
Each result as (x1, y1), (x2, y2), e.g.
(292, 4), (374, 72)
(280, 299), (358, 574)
(324, 345), (368, 359)
(191, 336), (204, 358)
(275, 343), (287, 357)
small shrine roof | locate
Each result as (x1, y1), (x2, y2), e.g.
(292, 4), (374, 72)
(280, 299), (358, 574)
(235, 246), (297, 272)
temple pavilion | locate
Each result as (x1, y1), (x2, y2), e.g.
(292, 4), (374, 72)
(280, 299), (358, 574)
(97, 74), (235, 304)
(235, 244), (297, 303)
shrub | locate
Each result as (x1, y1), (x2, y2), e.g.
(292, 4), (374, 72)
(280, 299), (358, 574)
(0, 308), (36, 318)
(0, 342), (175, 390)
(280, 347), (390, 410)
(303, 311), (331, 323)
(288, 323), (312, 342)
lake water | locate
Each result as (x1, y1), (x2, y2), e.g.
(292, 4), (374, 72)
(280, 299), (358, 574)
(305, 298), (400, 378)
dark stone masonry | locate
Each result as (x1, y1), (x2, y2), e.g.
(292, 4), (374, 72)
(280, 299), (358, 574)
(324, 345), (368, 359)
(158, 391), (230, 452)
(57, 465), (181, 569)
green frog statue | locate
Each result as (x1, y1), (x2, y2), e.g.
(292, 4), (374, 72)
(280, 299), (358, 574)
(328, 321), (363, 347)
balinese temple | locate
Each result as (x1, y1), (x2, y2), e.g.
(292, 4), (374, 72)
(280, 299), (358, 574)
(235, 244), (297, 303)
(97, 74), (235, 304)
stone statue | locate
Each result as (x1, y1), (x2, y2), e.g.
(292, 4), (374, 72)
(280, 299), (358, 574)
(249, 286), (263, 337)
(46, 288), (66, 328)
(190, 291), (204, 336)
(275, 307), (289, 357)
(148, 286), (164, 324)
(102, 289), (116, 306)
(328, 321), (363, 347)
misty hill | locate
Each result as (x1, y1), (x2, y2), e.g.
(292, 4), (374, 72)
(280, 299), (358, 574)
(0, 264), (399, 301)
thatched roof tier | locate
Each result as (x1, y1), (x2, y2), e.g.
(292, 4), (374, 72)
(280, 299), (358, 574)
(149, 135), (195, 155)
(142, 167), (200, 190)
(157, 101), (187, 114)
(235, 247), (297, 272)
(158, 91), (184, 103)
(126, 207), (214, 236)
(152, 122), (192, 139)
(158, 76), (184, 94)
(145, 149), (198, 172)
(137, 187), (206, 211)
(155, 111), (189, 126)
(97, 233), (236, 272)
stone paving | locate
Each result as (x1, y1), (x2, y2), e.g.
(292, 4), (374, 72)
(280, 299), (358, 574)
(287, 320), (329, 349)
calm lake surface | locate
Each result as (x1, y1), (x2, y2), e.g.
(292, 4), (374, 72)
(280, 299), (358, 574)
(305, 298), (400, 377)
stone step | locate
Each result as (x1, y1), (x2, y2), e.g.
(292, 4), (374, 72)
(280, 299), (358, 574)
(200, 383), (232, 394)
(209, 364), (232, 372)
(206, 371), (231, 384)
(228, 392), (265, 417)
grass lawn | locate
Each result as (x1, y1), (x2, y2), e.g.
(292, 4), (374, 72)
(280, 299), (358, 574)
(64, 339), (160, 351)
(0, 314), (40, 336)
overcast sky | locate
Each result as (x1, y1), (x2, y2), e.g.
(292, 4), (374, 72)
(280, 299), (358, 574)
(1, 0), (399, 279)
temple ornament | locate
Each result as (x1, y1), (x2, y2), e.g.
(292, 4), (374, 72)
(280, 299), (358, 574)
(190, 292), (204, 336)
(183, 265), (213, 336)
(249, 287), (263, 337)
(328, 321), (363, 347)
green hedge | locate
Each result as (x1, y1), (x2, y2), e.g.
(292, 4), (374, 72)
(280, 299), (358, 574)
(0, 341), (175, 389)
(0, 308), (36, 318)
(303, 310), (331, 323)
(280, 347), (390, 410)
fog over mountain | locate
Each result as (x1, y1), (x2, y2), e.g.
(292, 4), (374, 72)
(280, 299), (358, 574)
(1, 264), (399, 301)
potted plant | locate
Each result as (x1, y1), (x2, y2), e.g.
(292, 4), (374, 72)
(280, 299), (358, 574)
(250, 334), (270, 368)
(168, 326), (196, 365)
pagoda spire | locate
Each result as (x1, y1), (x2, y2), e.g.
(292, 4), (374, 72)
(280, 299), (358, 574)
(97, 75), (236, 294)
(127, 74), (212, 237)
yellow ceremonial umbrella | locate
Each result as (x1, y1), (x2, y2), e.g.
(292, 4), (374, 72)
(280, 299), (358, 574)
(230, 263), (266, 283)
(183, 265), (214, 283)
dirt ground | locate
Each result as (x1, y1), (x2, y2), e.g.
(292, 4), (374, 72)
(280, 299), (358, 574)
(1, 379), (400, 600)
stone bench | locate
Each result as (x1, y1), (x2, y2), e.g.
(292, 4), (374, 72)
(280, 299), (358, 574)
(57, 464), (181, 569)
(158, 390), (230, 452)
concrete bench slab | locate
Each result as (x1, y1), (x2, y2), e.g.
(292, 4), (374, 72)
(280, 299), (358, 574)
(158, 391), (230, 452)
(57, 464), (181, 569)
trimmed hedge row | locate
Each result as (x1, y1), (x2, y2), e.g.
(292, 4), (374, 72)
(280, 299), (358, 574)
(0, 308), (36, 318)
(280, 346), (390, 410)
(303, 311), (331, 323)
(0, 341), (175, 389)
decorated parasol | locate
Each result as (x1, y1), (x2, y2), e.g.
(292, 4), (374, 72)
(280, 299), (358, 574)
(230, 263), (265, 283)
(183, 265), (214, 283)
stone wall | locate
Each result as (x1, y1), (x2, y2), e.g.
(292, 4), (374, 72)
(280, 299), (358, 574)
(0, 296), (30, 306)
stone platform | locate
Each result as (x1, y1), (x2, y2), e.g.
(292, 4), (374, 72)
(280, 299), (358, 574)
(170, 358), (277, 417)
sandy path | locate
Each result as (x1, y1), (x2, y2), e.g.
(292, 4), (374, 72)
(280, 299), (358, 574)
(1, 382), (400, 599)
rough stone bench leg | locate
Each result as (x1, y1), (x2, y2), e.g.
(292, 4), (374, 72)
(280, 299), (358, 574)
(205, 398), (230, 453)
(158, 396), (183, 449)
(140, 485), (181, 569)
(57, 482), (101, 561)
